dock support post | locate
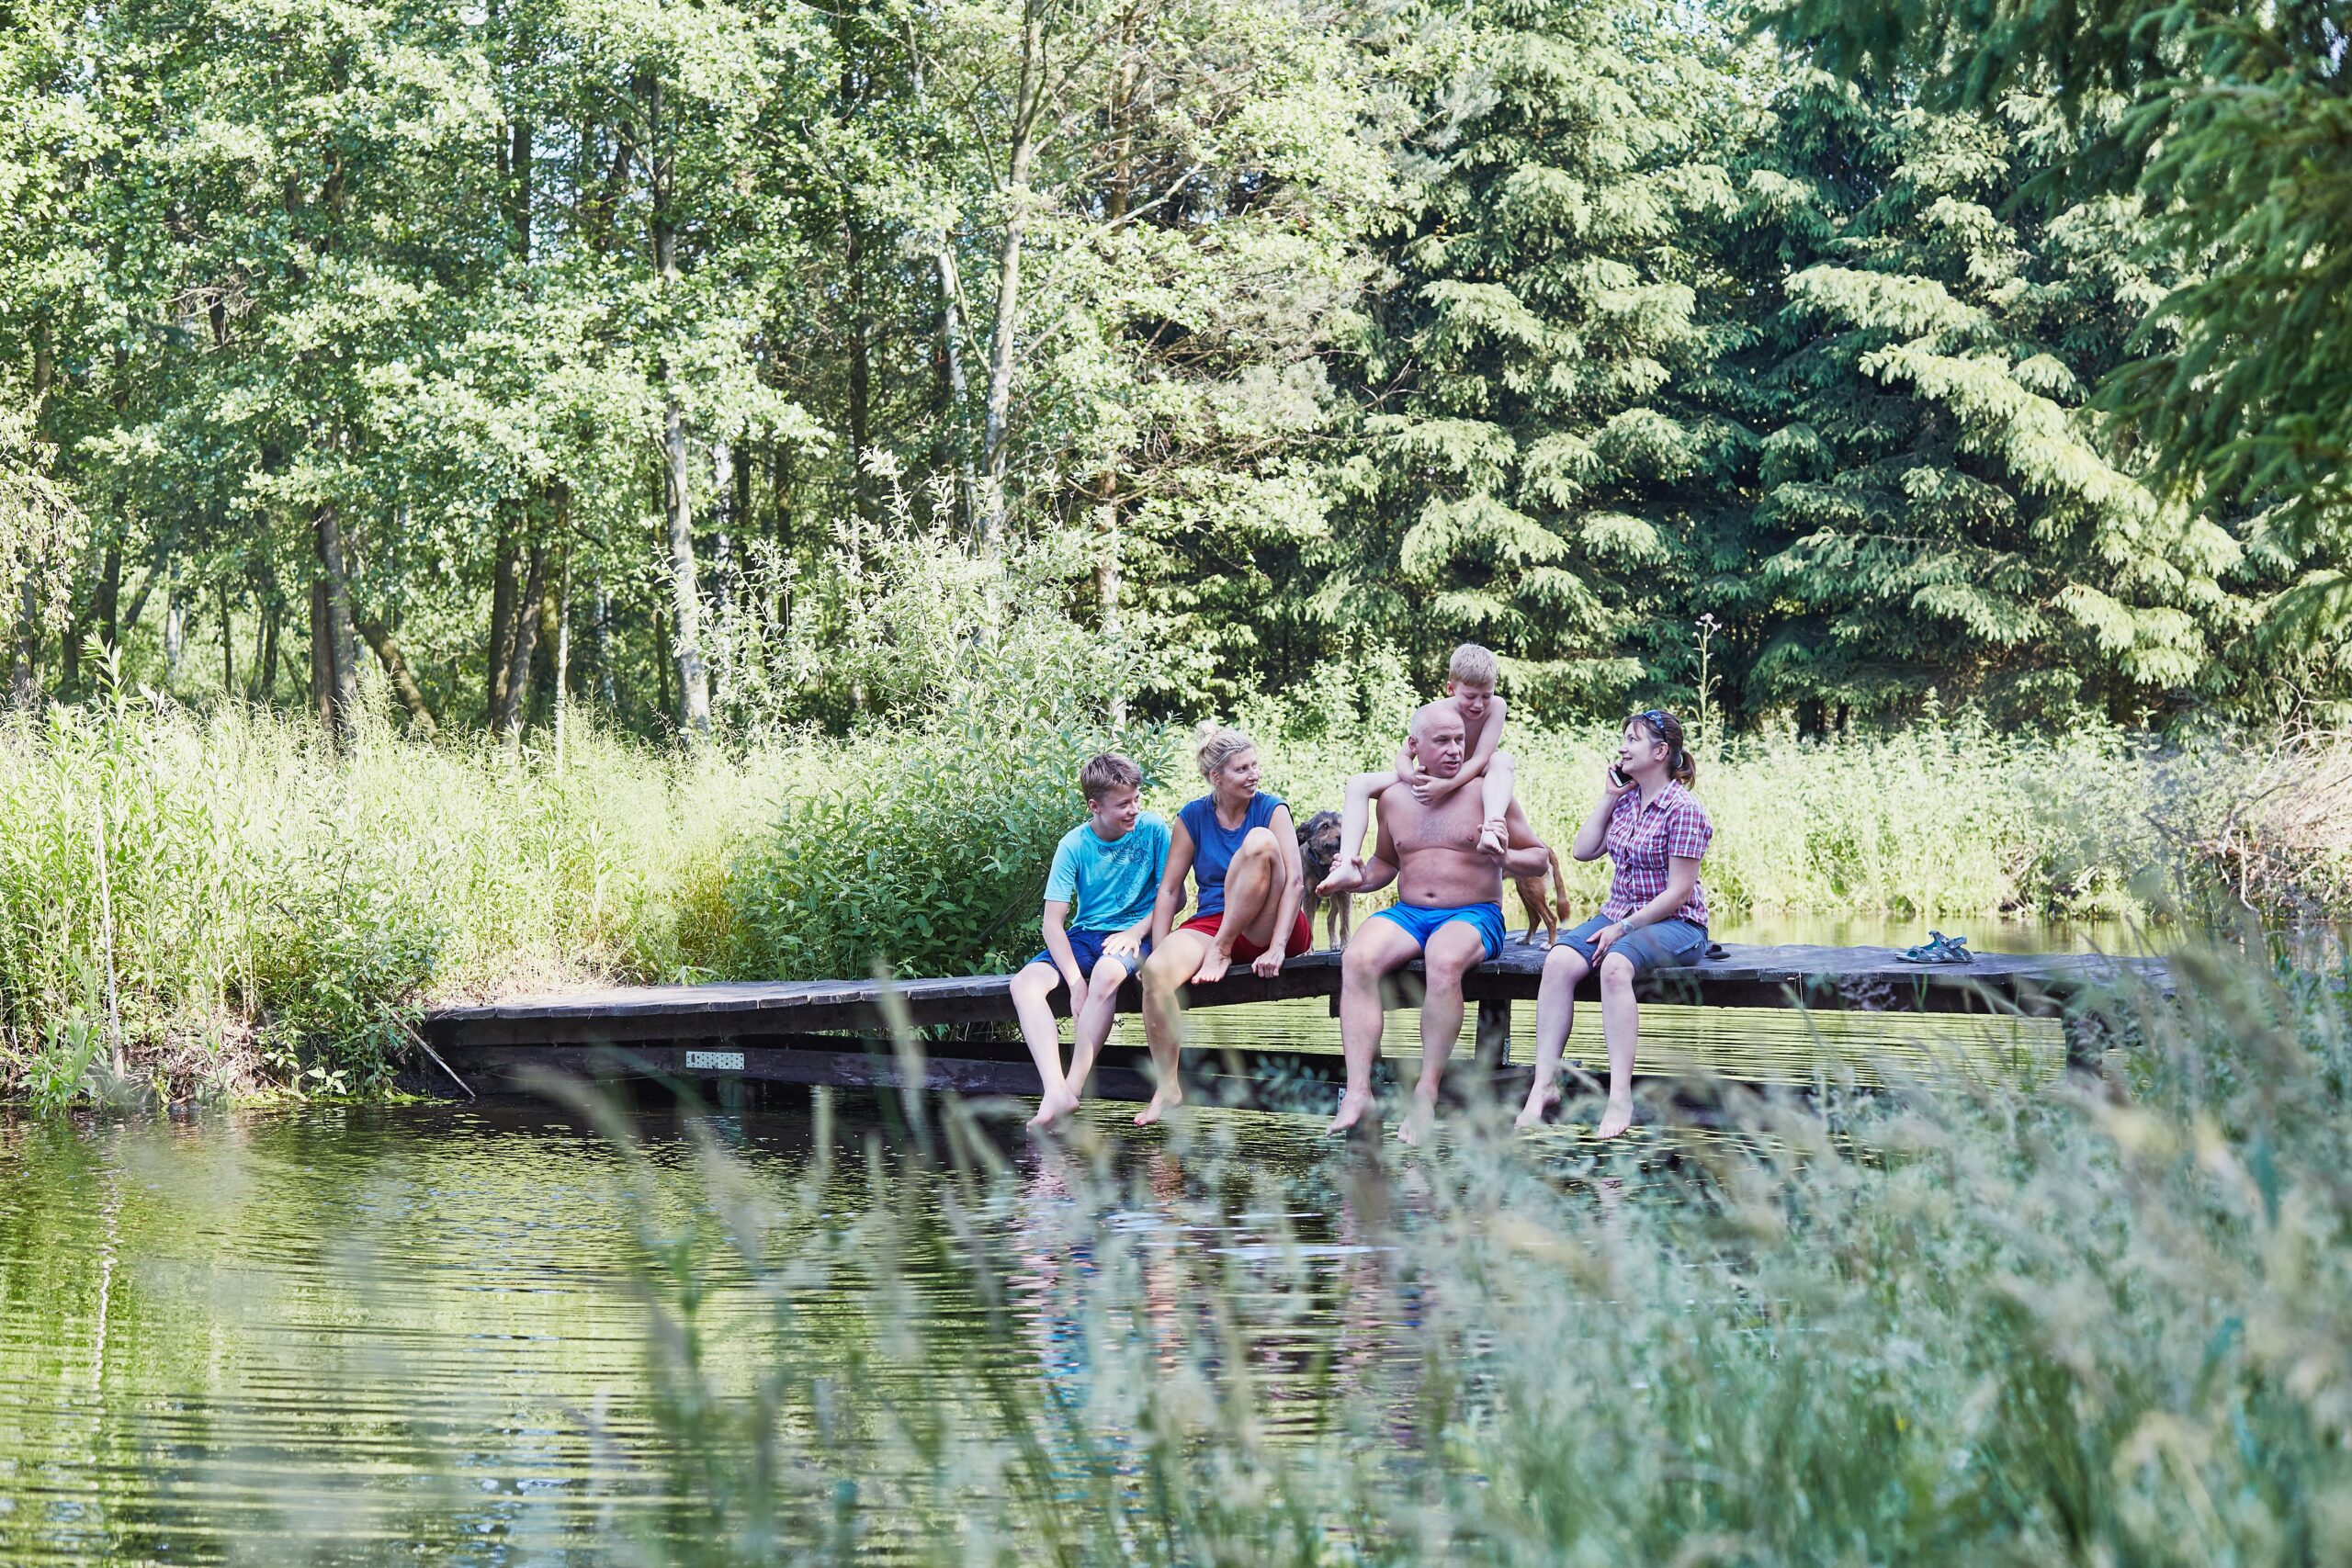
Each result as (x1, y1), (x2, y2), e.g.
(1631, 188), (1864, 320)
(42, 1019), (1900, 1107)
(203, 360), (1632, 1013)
(1476, 998), (1511, 1066)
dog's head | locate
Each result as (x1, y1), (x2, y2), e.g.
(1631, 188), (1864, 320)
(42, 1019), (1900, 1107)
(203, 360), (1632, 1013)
(1297, 810), (1343, 877)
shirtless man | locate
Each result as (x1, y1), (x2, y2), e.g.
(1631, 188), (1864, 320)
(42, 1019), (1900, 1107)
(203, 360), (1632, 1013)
(1317, 702), (1555, 1145)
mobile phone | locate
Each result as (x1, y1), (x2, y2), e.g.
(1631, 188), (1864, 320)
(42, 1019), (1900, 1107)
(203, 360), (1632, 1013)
(1609, 765), (1629, 788)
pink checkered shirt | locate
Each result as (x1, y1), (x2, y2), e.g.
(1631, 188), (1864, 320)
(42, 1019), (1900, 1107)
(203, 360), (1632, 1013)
(1601, 781), (1712, 927)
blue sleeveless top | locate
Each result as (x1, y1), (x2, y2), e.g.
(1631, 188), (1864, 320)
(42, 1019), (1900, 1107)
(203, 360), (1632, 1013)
(1177, 792), (1285, 919)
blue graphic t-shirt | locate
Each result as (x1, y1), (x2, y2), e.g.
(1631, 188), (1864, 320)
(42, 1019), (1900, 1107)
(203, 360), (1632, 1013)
(1176, 792), (1284, 920)
(1044, 813), (1171, 933)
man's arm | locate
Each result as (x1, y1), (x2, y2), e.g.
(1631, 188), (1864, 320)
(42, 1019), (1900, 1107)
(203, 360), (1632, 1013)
(1500, 840), (1552, 879)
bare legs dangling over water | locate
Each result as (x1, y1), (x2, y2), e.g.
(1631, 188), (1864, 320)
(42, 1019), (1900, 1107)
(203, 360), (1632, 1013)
(1520, 944), (1641, 1137)
(1135, 826), (1290, 1125)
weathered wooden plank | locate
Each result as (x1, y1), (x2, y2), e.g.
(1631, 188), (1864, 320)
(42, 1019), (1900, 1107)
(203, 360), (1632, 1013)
(424, 942), (2168, 1052)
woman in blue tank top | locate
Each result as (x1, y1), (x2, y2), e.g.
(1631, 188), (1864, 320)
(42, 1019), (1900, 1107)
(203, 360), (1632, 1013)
(1130, 726), (1310, 1125)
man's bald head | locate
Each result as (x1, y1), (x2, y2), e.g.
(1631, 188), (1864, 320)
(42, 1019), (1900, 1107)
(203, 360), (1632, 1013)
(1407, 701), (1467, 778)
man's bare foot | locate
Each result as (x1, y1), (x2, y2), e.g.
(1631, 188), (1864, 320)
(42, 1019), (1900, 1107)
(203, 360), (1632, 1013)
(1476, 818), (1506, 857)
(1396, 1095), (1438, 1146)
(1512, 1084), (1561, 1131)
(1595, 1097), (1634, 1138)
(1324, 1090), (1375, 1134)
(1134, 1089), (1182, 1126)
(1192, 948), (1235, 986)
(1028, 1089), (1079, 1130)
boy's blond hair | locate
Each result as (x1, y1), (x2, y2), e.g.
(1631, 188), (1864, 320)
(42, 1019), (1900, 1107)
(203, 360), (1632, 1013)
(1079, 752), (1144, 801)
(1447, 643), (1499, 688)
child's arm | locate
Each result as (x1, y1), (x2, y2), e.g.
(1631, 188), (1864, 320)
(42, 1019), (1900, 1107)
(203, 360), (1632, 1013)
(1419, 695), (1506, 802)
(1040, 901), (1084, 993)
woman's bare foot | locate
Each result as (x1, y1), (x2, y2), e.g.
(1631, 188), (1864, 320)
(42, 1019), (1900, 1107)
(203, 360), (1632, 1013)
(1396, 1094), (1439, 1145)
(1028, 1088), (1080, 1130)
(1134, 1089), (1182, 1126)
(1324, 1090), (1375, 1134)
(1476, 818), (1506, 857)
(1512, 1084), (1561, 1131)
(1595, 1097), (1634, 1139)
(1191, 947), (1235, 985)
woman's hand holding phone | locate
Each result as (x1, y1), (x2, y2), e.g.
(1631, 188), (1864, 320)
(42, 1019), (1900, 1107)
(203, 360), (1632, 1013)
(1601, 759), (1634, 799)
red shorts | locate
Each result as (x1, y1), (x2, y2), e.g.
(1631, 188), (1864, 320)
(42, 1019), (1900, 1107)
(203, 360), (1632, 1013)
(1180, 909), (1314, 964)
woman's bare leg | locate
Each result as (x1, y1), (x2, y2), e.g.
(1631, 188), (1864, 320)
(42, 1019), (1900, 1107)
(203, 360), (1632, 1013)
(1136, 931), (1211, 1125)
(1520, 943), (1589, 1128)
(1596, 952), (1640, 1137)
(1012, 963), (1070, 1128)
(1193, 828), (1281, 985)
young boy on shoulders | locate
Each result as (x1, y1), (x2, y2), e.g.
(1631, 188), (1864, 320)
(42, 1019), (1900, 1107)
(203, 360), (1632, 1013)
(1328, 643), (1518, 882)
(1010, 753), (1170, 1131)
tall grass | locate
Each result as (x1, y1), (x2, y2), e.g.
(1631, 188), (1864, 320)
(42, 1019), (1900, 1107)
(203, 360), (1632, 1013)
(4, 644), (2344, 1104)
(573, 950), (2352, 1563)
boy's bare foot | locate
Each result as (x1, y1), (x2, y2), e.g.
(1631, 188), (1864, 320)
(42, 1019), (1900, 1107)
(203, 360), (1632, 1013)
(1192, 948), (1235, 986)
(1317, 857), (1361, 896)
(1324, 1090), (1375, 1134)
(1476, 818), (1507, 857)
(1595, 1097), (1635, 1139)
(1512, 1084), (1561, 1131)
(1028, 1088), (1080, 1130)
(1133, 1089), (1182, 1126)
(1396, 1094), (1438, 1146)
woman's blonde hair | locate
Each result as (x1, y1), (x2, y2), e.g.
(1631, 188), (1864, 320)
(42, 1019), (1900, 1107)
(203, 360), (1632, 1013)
(1193, 723), (1257, 782)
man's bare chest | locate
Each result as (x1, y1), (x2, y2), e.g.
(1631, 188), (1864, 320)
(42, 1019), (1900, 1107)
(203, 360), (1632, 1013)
(1384, 787), (1483, 855)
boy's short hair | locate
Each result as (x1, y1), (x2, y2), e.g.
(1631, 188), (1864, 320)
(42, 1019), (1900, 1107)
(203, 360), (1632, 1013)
(1079, 752), (1144, 801)
(1447, 643), (1499, 688)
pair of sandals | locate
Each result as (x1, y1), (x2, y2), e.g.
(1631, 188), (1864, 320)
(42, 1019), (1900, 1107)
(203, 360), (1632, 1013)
(1898, 930), (1975, 964)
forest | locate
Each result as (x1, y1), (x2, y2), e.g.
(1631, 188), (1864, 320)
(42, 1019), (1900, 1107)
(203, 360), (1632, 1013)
(6, 0), (2346, 742)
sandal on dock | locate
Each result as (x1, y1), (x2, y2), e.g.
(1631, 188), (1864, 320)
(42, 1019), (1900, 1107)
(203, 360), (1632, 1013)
(1898, 931), (1974, 964)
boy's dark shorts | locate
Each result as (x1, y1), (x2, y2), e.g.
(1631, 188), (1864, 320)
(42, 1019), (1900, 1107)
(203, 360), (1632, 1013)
(1025, 928), (1150, 982)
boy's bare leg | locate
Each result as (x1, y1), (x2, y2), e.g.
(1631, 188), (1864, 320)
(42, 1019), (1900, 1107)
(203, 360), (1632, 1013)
(1012, 963), (1071, 1128)
(1193, 828), (1281, 986)
(1327, 772), (1396, 888)
(1476, 750), (1517, 856)
(1398, 921), (1486, 1146)
(1045, 954), (1132, 1127)
(1519, 944), (1589, 1128)
(1136, 932), (1209, 1125)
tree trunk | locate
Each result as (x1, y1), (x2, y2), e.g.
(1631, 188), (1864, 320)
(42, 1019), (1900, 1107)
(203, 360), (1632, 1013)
(1095, 472), (1125, 723)
(314, 504), (360, 731)
(252, 586), (279, 704)
(710, 441), (735, 714)
(978, 0), (1047, 554)
(592, 578), (616, 710)
(221, 581), (236, 694)
(359, 619), (437, 738)
(498, 538), (548, 737)
(485, 507), (521, 724)
(310, 578), (334, 728)
(552, 543), (571, 771)
(643, 66), (710, 738)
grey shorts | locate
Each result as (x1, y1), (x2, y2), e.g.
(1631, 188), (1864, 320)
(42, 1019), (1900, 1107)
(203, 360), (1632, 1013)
(1557, 914), (1706, 975)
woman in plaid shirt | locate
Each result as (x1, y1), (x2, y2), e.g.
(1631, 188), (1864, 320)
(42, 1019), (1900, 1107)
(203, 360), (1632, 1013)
(1517, 708), (1712, 1138)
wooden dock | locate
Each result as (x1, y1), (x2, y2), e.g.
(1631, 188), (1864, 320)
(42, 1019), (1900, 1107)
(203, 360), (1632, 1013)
(422, 942), (2165, 1108)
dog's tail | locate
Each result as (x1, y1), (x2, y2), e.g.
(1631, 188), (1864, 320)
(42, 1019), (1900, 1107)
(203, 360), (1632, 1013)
(1548, 843), (1568, 914)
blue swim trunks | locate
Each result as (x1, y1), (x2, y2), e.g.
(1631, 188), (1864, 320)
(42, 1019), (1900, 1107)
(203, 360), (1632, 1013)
(1368, 900), (1506, 961)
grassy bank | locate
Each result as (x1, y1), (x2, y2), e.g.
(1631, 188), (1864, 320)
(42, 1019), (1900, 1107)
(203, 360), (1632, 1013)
(3, 673), (2345, 1105)
(580, 951), (2352, 1563)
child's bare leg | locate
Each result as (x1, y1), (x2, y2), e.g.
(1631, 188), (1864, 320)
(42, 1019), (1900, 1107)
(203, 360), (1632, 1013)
(1477, 750), (1517, 856)
(1050, 955), (1131, 1125)
(1012, 963), (1070, 1128)
(1328, 771), (1396, 886)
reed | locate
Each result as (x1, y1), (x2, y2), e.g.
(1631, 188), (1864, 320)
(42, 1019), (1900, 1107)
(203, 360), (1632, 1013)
(578, 948), (2352, 1563)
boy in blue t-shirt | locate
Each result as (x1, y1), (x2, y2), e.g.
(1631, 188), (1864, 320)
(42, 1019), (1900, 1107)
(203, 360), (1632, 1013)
(1013, 753), (1171, 1130)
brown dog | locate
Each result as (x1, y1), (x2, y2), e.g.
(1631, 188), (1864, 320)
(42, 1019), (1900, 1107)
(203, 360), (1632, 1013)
(1295, 809), (1354, 951)
(1512, 842), (1570, 946)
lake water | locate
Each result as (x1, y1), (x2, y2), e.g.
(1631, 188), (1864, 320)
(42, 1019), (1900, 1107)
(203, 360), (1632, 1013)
(0, 913), (2143, 1561)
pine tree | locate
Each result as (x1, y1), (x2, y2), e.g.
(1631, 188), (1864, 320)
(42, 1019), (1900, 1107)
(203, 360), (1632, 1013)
(1714, 70), (2244, 725)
